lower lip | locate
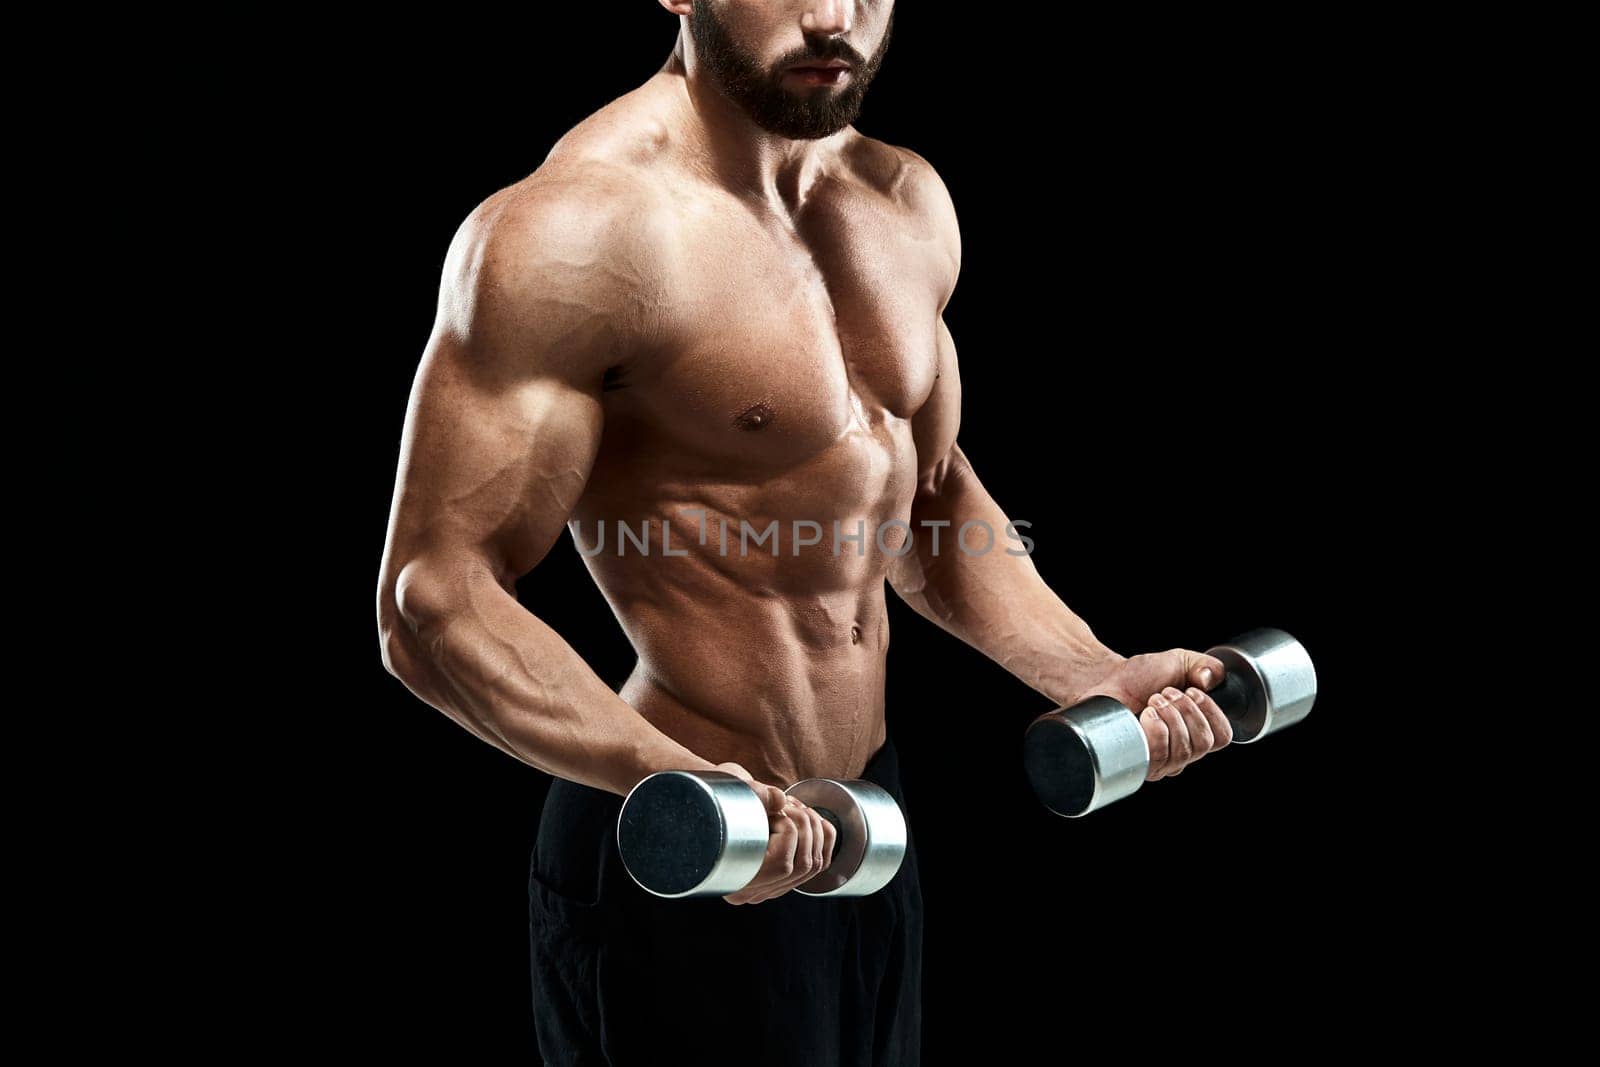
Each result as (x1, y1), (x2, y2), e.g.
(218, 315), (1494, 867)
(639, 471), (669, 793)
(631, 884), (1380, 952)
(786, 67), (851, 87)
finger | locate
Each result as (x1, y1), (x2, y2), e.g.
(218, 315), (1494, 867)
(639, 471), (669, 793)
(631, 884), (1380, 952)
(785, 801), (816, 887)
(770, 804), (828, 899)
(1186, 685), (1233, 749)
(757, 782), (789, 817)
(746, 808), (800, 903)
(723, 790), (794, 905)
(1151, 692), (1191, 776)
(780, 807), (823, 893)
(1162, 686), (1214, 760)
(1180, 650), (1227, 693)
(759, 802), (815, 902)
(818, 809), (837, 869)
(1141, 705), (1171, 780)
(806, 807), (825, 875)
(724, 878), (760, 905)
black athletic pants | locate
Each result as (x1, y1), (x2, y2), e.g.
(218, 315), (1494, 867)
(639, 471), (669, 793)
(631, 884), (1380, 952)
(528, 735), (923, 1066)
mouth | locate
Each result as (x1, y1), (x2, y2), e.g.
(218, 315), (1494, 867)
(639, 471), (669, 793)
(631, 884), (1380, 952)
(785, 60), (853, 87)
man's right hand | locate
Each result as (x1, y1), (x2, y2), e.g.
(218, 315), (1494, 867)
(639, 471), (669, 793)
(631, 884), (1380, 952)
(714, 762), (838, 905)
(1072, 648), (1233, 781)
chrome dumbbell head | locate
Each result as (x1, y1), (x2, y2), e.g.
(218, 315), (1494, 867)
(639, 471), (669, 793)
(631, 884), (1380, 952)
(784, 778), (907, 897)
(1205, 628), (1318, 743)
(617, 771), (770, 898)
(1022, 696), (1149, 819)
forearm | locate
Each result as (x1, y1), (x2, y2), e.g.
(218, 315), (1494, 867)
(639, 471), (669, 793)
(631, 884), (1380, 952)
(381, 562), (718, 797)
(889, 462), (1122, 707)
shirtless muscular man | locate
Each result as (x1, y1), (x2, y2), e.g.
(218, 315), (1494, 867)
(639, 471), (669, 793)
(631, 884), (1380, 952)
(378, 3), (1233, 1063)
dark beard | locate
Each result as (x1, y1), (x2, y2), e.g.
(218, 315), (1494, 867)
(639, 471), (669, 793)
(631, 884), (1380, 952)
(689, 4), (894, 140)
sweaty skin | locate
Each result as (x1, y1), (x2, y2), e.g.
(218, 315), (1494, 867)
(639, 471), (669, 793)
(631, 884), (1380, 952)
(378, 1), (1231, 905)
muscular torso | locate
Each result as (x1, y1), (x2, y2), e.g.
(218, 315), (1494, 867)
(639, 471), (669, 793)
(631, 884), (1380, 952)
(536, 80), (956, 786)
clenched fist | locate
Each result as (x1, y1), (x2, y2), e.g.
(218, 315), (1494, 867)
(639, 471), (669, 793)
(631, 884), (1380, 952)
(712, 762), (838, 905)
(1076, 648), (1235, 780)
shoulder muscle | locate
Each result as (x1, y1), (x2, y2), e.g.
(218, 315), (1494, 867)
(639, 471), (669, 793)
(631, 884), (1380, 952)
(433, 166), (668, 387)
(847, 137), (961, 307)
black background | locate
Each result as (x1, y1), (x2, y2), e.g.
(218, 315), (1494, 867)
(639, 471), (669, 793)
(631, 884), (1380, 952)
(284, 7), (1395, 1059)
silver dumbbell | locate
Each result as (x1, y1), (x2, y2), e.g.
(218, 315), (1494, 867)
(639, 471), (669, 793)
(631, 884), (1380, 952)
(617, 771), (907, 898)
(1024, 628), (1317, 817)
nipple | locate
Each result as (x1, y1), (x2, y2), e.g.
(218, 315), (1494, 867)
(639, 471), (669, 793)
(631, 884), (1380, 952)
(734, 401), (776, 431)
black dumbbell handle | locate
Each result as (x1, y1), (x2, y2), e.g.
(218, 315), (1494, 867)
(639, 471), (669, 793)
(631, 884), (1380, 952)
(1205, 671), (1251, 730)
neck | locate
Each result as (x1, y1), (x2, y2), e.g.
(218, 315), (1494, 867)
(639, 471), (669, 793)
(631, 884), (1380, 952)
(661, 31), (839, 213)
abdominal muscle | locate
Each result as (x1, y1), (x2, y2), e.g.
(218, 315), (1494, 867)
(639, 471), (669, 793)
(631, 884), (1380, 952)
(581, 517), (895, 789)
(572, 388), (918, 786)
